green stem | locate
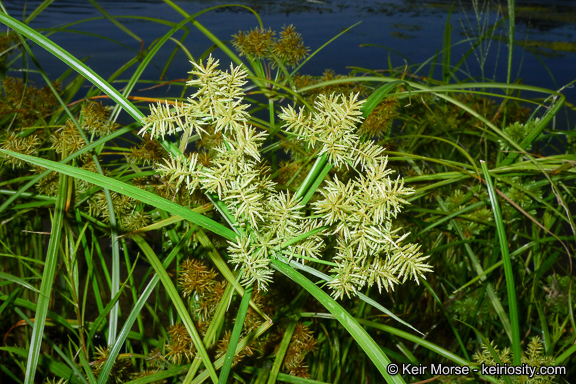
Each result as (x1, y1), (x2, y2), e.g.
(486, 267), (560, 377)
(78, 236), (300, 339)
(218, 284), (254, 384)
(481, 160), (521, 365)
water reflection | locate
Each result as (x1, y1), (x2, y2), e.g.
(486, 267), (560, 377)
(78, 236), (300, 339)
(1, 0), (574, 103)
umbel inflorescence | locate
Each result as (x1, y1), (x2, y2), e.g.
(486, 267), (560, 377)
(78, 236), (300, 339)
(140, 56), (431, 299)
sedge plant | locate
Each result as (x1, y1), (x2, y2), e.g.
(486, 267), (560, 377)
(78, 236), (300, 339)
(0, 5), (428, 384)
(139, 55), (431, 298)
(1, 1), (575, 383)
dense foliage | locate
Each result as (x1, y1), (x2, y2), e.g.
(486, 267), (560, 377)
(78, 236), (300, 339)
(0, 2), (574, 384)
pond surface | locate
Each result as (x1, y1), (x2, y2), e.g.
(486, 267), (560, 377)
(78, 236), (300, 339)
(2, 0), (575, 125)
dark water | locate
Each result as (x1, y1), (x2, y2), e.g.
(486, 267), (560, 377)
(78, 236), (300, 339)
(1, 0), (575, 125)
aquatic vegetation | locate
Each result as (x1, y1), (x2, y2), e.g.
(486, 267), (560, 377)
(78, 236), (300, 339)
(142, 55), (429, 297)
(473, 337), (556, 384)
(0, 1), (574, 383)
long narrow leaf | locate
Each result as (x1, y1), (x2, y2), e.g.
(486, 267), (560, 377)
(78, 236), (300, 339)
(0, 149), (237, 241)
(0, 12), (143, 121)
(267, 319), (297, 384)
(481, 161), (521, 365)
(0, 272), (40, 294)
(23, 173), (67, 384)
(97, 228), (195, 383)
(132, 235), (219, 384)
(218, 285), (253, 384)
(270, 259), (405, 384)
(286, 259), (421, 335)
(0, 126), (133, 215)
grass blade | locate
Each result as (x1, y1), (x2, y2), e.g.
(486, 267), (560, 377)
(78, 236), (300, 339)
(0, 149), (237, 241)
(300, 314), (470, 367)
(87, 0), (142, 49)
(97, 228), (195, 383)
(480, 160), (521, 365)
(23, 173), (67, 384)
(0, 122), (131, 216)
(0, 12), (143, 122)
(270, 259), (406, 384)
(506, 0), (515, 86)
(0, 272), (40, 294)
(23, 0), (55, 24)
(360, 81), (404, 117)
(442, 4), (453, 82)
(132, 234), (219, 384)
(218, 285), (253, 384)
(267, 319), (297, 384)
(286, 259), (421, 335)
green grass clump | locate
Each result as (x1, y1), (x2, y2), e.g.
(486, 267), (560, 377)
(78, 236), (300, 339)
(0, 1), (575, 383)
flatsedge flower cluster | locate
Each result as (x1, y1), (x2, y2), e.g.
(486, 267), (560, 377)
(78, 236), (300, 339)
(140, 56), (431, 299)
(473, 337), (555, 384)
(279, 94), (431, 297)
(232, 25), (309, 67)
